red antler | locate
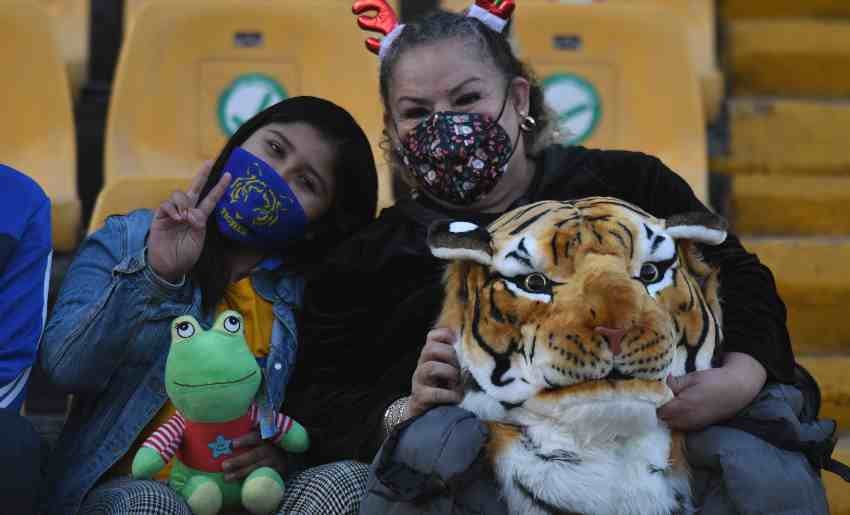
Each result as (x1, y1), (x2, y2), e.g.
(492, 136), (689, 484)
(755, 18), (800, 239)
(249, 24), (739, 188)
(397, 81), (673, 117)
(474, 0), (516, 20)
(352, 0), (400, 55)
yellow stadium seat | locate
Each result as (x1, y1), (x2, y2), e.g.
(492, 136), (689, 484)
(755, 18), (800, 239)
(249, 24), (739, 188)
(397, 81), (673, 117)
(441, 0), (722, 123)
(0, 0), (81, 252)
(37, 0), (90, 100)
(123, 0), (147, 33)
(106, 0), (393, 210)
(515, 2), (707, 200)
(88, 176), (191, 234)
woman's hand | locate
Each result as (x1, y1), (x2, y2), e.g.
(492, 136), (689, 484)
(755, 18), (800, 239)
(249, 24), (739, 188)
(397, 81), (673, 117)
(222, 430), (286, 482)
(407, 328), (464, 420)
(658, 352), (767, 431)
(147, 162), (231, 283)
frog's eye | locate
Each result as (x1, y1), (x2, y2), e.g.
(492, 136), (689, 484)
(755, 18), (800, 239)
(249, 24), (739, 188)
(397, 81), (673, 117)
(223, 315), (241, 334)
(175, 321), (195, 339)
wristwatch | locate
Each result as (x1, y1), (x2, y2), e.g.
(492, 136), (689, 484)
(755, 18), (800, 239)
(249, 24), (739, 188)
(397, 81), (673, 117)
(381, 396), (410, 439)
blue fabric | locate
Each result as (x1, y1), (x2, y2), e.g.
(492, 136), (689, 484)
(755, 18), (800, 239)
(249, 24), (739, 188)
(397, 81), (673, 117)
(39, 209), (304, 515)
(215, 148), (308, 249)
(0, 409), (43, 513)
(0, 165), (52, 411)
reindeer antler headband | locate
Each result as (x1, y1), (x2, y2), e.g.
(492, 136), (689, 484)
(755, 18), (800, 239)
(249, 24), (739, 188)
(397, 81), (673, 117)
(352, 0), (516, 60)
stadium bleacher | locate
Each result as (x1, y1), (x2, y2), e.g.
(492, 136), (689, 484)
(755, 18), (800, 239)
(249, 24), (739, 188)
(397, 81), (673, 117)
(3, 1), (848, 510)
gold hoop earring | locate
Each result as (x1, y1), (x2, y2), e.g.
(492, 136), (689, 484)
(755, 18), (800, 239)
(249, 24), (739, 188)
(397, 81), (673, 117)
(520, 115), (537, 133)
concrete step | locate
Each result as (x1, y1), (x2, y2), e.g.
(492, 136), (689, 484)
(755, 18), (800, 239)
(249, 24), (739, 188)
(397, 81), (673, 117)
(797, 355), (850, 433)
(741, 237), (850, 355)
(716, 98), (850, 177)
(722, 0), (850, 20)
(732, 175), (850, 236)
(827, 435), (850, 514)
(727, 19), (850, 97)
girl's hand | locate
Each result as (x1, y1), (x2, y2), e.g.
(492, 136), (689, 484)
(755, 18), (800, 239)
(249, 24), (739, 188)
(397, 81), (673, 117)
(222, 430), (286, 482)
(658, 352), (767, 431)
(407, 328), (464, 420)
(147, 162), (231, 283)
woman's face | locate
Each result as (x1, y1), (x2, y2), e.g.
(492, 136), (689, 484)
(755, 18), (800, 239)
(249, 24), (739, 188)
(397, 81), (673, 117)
(240, 122), (337, 223)
(387, 37), (531, 212)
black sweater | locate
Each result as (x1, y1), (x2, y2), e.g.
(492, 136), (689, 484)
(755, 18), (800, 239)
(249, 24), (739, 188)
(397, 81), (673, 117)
(286, 145), (795, 465)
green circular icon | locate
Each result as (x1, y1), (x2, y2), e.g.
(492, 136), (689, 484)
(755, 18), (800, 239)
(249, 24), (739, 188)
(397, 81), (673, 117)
(218, 74), (287, 136)
(542, 73), (602, 145)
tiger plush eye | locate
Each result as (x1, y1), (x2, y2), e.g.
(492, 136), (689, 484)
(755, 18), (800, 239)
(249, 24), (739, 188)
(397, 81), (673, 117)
(524, 273), (549, 292)
(639, 263), (660, 284)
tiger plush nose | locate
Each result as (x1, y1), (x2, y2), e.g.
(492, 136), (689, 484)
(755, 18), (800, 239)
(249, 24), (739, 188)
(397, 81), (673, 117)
(594, 326), (628, 356)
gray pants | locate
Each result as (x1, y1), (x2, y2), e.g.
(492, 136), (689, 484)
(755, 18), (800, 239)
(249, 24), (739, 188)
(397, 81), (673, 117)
(79, 461), (369, 515)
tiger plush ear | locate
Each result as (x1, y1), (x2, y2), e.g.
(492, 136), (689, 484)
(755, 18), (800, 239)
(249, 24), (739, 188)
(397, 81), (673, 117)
(428, 220), (493, 265)
(665, 211), (728, 246)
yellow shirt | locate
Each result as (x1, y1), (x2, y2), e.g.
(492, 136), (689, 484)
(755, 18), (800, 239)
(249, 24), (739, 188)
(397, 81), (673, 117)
(109, 277), (275, 479)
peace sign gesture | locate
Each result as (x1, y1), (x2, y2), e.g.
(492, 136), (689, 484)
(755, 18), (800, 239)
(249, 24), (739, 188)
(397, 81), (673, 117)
(148, 162), (232, 283)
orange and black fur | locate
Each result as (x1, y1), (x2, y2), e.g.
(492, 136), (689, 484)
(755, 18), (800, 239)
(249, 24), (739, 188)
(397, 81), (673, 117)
(428, 198), (727, 515)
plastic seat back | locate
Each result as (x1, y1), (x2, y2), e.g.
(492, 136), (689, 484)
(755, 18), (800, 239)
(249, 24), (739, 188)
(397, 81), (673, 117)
(105, 0), (392, 207)
(0, 0), (81, 251)
(37, 0), (90, 99)
(442, 0), (722, 122)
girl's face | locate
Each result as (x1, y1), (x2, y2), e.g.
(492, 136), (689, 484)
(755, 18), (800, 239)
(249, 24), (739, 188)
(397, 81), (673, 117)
(386, 37), (531, 212)
(240, 122), (337, 223)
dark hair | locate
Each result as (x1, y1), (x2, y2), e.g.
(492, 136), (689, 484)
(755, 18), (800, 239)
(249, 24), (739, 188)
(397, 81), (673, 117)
(193, 96), (378, 313)
(378, 10), (553, 192)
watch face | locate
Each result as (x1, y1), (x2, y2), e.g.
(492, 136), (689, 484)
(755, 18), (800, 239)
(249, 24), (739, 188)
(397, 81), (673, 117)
(382, 398), (409, 436)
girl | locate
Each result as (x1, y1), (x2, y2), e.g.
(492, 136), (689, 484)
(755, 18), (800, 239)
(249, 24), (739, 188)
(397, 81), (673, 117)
(41, 96), (378, 515)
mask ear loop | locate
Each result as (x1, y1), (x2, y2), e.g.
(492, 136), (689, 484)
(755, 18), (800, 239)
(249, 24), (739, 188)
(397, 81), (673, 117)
(492, 78), (523, 169)
(393, 80), (520, 176)
(388, 109), (422, 198)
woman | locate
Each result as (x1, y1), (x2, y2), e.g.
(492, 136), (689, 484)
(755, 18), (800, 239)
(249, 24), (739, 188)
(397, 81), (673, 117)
(285, 5), (830, 513)
(40, 96), (378, 515)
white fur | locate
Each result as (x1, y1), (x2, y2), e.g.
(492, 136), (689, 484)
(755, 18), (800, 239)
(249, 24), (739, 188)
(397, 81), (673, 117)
(493, 236), (538, 278)
(504, 280), (552, 303)
(449, 221), (479, 233)
(459, 389), (508, 421)
(695, 319), (718, 371)
(670, 344), (688, 377)
(646, 263), (678, 298)
(467, 357), (538, 404)
(456, 333), (540, 405)
(628, 217), (679, 299)
(464, 383), (691, 515)
(467, 4), (508, 32)
(431, 246), (492, 266)
(665, 225), (727, 246)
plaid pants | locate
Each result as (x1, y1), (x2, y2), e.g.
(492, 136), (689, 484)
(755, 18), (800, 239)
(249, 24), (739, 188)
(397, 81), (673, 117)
(79, 461), (369, 515)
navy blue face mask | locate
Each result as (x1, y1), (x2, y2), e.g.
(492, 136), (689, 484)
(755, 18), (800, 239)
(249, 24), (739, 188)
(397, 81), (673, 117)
(214, 147), (308, 249)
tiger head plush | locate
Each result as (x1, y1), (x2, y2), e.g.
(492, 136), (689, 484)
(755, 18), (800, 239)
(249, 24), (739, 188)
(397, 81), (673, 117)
(427, 197), (727, 515)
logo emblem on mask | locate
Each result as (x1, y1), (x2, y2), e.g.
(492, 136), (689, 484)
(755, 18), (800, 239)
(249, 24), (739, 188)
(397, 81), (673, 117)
(228, 164), (293, 228)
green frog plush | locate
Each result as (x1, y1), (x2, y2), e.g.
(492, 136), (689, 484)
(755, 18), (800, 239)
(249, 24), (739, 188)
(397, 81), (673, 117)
(131, 310), (309, 515)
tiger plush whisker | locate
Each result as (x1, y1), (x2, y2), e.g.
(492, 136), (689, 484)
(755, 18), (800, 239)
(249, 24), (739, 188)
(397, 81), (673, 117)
(429, 197), (727, 515)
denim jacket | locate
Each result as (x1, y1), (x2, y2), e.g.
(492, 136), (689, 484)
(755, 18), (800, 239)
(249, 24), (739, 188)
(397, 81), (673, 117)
(39, 210), (304, 515)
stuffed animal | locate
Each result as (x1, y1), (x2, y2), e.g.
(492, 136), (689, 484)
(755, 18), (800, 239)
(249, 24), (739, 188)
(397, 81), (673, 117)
(132, 310), (308, 515)
(427, 197), (727, 515)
